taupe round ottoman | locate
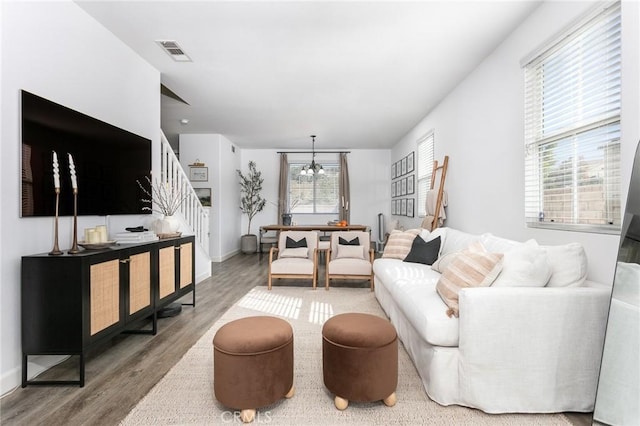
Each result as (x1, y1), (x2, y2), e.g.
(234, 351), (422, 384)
(213, 316), (294, 423)
(322, 313), (398, 410)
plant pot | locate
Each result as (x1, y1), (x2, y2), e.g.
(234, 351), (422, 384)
(153, 215), (180, 235)
(241, 234), (258, 254)
(282, 213), (292, 226)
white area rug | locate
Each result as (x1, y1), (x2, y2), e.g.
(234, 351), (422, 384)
(121, 286), (570, 425)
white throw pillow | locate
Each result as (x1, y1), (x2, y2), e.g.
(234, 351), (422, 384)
(480, 233), (522, 253)
(541, 243), (588, 287)
(438, 228), (480, 256)
(336, 244), (366, 260)
(280, 247), (309, 258)
(492, 239), (551, 287)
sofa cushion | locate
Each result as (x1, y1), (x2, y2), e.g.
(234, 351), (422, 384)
(479, 233), (523, 253)
(436, 242), (503, 317)
(373, 258), (459, 346)
(541, 243), (588, 287)
(382, 228), (421, 259)
(434, 227), (481, 256)
(403, 236), (441, 265)
(492, 239), (551, 287)
(328, 258), (372, 275)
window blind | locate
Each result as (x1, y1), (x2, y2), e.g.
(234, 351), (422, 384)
(523, 2), (621, 230)
(417, 132), (435, 217)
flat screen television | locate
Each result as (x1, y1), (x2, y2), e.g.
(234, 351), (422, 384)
(21, 90), (152, 217)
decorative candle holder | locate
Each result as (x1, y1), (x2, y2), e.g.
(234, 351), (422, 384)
(68, 188), (80, 254)
(49, 188), (63, 256)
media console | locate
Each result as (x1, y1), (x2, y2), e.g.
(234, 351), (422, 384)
(21, 235), (195, 387)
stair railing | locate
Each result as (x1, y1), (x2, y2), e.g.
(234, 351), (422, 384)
(159, 131), (209, 255)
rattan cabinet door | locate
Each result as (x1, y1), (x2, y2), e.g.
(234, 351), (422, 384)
(158, 245), (176, 299)
(128, 251), (151, 315)
(179, 242), (193, 289)
(89, 259), (120, 336)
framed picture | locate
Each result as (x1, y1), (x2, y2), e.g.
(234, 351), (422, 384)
(396, 161), (401, 177)
(401, 157), (407, 176)
(194, 188), (212, 207)
(401, 178), (407, 196)
(391, 163), (396, 179)
(396, 181), (401, 196)
(189, 166), (208, 182)
(391, 181), (396, 197)
(407, 198), (414, 217)
(407, 175), (414, 195)
(407, 151), (415, 173)
(391, 200), (396, 215)
(401, 198), (407, 216)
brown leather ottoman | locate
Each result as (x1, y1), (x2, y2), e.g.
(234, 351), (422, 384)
(322, 312), (398, 410)
(213, 316), (294, 423)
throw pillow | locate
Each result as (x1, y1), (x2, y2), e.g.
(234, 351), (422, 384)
(436, 241), (504, 318)
(382, 229), (421, 260)
(279, 247), (309, 258)
(431, 252), (459, 273)
(336, 244), (366, 260)
(491, 239), (551, 287)
(338, 236), (360, 246)
(286, 236), (307, 248)
(403, 236), (441, 265)
(541, 243), (588, 287)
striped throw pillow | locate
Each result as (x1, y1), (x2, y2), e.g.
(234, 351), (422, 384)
(436, 241), (503, 317)
(382, 229), (421, 260)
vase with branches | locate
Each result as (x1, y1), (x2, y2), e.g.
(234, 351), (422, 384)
(237, 161), (266, 252)
(137, 176), (188, 235)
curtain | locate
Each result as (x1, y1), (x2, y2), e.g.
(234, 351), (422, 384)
(278, 153), (288, 224)
(339, 153), (350, 222)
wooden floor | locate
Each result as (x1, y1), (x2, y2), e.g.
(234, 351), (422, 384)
(1, 253), (592, 425)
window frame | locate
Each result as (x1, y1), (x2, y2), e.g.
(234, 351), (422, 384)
(288, 162), (340, 214)
(523, 1), (621, 234)
(416, 131), (435, 218)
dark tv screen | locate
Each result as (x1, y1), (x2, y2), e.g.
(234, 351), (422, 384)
(21, 90), (151, 217)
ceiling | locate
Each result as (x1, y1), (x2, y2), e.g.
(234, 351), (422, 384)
(76, 1), (541, 150)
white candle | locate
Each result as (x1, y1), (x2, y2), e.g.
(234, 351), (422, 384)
(87, 229), (98, 243)
(68, 153), (77, 189)
(52, 151), (60, 188)
(96, 225), (107, 242)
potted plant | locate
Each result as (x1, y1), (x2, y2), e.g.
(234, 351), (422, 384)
(137, 176), (188, 236)
(237, 161), (266, 253)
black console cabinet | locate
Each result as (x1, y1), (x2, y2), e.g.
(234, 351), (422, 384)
(21, 235), (195, 387)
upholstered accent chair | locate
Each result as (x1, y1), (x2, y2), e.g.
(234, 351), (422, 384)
(325, 231), (374, 290)
(268, 231), (319, 290)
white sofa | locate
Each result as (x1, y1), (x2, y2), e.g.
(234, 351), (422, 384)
(373, 227), (611, 413)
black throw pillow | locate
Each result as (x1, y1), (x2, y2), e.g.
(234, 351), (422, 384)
(286, 236), (308, 248)
(338, 236), (360, 246)
(403, 236), (441, 265)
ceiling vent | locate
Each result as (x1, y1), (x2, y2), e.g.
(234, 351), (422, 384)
(156, 40), (192, 62)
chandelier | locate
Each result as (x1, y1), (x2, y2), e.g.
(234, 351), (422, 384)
(300, 135), (325, 176)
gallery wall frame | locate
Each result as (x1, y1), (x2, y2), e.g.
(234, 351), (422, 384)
(407, 175), (414, 195)
(194, 188), (212, 207)
(189, 166), (208, 182)
(407, 198), (414, 217)
(407, 151), (415, 173)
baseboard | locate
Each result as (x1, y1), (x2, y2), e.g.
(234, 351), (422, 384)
(1, 355), (69, 398)
(212, 249), (240, 263)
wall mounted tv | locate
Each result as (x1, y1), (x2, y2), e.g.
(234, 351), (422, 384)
(21, 90), (151, 217)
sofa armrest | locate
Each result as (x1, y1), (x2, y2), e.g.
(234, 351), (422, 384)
(457, 286), (611, 412)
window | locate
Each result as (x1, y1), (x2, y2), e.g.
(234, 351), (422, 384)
(288, 163), (340, 213)
(417, 132), (435, 217)
(524, 2), (621, 232)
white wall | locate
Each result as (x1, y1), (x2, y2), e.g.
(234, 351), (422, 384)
(390, 1), (640, 285)
(180, 134), (241, 261)
(240, 149), (390, 238)
(0, 1), (160, 394)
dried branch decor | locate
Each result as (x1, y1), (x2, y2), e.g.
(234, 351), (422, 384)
(137, 176), (189, 216)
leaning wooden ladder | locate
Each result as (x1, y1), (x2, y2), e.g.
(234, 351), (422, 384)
(427, 156), (449, 231)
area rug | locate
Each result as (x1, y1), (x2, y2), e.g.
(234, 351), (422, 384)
(121, 286), (570, 425)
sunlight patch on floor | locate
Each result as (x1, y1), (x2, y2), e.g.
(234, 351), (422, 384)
(237, 289), (302, 319)
(308, 300), (334, 325)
